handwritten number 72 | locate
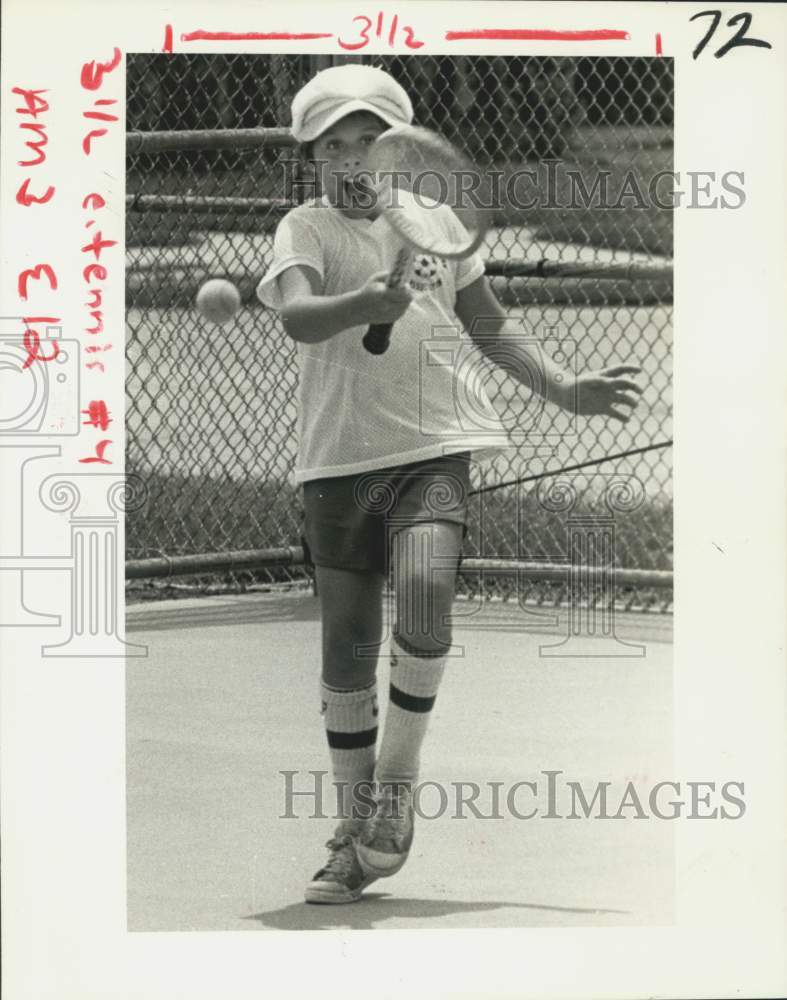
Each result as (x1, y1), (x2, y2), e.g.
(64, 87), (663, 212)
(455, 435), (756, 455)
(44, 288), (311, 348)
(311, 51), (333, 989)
(691, 10), (772, 59)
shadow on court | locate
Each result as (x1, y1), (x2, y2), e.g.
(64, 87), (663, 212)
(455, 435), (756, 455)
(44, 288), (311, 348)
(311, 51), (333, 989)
(126, 590), (674, 931)
(247, 895), (631, 931)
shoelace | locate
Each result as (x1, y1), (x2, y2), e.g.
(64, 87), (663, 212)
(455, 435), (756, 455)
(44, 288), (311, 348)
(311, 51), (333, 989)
(319, 835), (357, 880)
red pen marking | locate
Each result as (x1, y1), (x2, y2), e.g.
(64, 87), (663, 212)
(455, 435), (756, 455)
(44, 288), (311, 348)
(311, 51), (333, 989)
(18, 263), (58, 300)
(13, 87), (49, 117)
(14, 88), (54, 206)
(402, 26), (424, 49)
(22, 329), (60, 369)
(80, 57), (119, 156)
(85, 310), (104, 335)
(339, 18), (370, 50)
(16, 178), (55, 205)
(78, 439), (112, 464)
(83, 128), (108, 155)
(181, 29), (334, 41)
(163, 23), (174, 52)
(83, 263), (107, 283)
(81, 231), (117, 259)
(85, 362), (105, 373)
(445, 28), (629, 42)
(85, 343), (111, 353)
(18, 122), (48, 166)
(655, 32), (663, 55)
(80, 193), (111, 343)
(338, 12), (423, 50)
(81, 48), (121, 90)
(83, 109), (119, 122)
(81, 401), (112, 430)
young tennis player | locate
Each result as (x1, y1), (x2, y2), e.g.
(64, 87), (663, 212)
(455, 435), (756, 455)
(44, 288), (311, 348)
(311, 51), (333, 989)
(257, 64), (643, 904)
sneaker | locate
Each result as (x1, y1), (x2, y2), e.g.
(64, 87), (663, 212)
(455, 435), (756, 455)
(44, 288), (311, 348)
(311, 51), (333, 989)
(356, 782), (415, 877)
(304, 833), (377, 904)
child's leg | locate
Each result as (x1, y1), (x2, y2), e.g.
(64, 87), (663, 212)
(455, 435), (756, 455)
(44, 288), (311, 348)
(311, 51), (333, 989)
(375, 520), (463, 786)
(357, 520), (462, 876)
(316, 564), (385, 826)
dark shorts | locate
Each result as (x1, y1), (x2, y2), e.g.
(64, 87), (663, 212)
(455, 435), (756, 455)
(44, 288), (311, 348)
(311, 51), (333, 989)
(302, 452), (471, 574)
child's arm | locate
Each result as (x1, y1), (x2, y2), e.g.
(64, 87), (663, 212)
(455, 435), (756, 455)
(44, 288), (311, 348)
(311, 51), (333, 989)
(278, 265), (412, 345)
(455, 275), (643, 423)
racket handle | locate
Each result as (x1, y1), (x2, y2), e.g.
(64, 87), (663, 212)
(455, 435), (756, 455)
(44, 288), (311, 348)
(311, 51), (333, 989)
(362, 248), (412, 356)
(363, 323), (393, 355)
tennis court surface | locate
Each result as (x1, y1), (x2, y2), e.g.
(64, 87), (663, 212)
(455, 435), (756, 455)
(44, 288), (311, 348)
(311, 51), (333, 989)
(126, 591), (673, 932)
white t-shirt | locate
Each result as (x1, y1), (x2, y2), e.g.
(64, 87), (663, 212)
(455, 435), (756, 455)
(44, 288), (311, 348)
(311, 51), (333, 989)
(257, 195), (511, 484)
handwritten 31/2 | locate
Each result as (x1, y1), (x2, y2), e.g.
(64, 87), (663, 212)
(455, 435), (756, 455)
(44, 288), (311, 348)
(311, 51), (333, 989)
(338, 11), (424, 50)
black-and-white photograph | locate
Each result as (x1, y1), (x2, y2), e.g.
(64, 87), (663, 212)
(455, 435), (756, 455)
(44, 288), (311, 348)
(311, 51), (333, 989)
(123, 52), (676, 931)
(5, 0), (787, 995)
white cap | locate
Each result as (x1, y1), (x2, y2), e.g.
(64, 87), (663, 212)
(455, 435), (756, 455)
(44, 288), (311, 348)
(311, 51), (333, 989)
(290, 64), (413, 143)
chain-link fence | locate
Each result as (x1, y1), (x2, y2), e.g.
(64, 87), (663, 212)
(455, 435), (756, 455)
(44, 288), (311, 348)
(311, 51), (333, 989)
(126, 54), (673, 608)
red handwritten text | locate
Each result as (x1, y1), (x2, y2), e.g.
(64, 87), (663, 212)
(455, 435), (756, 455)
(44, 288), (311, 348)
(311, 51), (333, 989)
(80, 50), (120, 155)
(339, 12), (424, 50)
(81, 400), (112, 431)
(12, 87), (56, 206)
(78, 439), (112, 465)
(21, 327), (61, 370)
(12, 85), (61, 377)
(78, 184), (115, 464)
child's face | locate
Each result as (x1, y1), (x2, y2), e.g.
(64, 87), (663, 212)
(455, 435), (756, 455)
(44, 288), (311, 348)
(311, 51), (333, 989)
(311, 111), (387, 218)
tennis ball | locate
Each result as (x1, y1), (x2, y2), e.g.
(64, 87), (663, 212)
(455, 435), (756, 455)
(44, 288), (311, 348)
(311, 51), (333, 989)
(196, 278), (241, 325)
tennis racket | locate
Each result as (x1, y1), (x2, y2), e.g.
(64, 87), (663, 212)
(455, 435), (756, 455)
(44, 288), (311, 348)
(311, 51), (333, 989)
(360, 125), (490, 356)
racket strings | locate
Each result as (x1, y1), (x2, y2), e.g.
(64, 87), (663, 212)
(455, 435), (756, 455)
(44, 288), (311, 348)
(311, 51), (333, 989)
(367, 126), (487, 259)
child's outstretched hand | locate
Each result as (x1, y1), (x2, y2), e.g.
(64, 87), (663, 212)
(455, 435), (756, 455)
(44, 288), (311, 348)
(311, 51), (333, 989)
(572, 365), (643, 423)
(356, 270), (413, 326)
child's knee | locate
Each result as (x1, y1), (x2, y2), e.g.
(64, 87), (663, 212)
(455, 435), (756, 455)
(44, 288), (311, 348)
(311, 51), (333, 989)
(322, 616), (381, 685)
(322, 660), (377, 689)
(395, 575), (455, 652)
(394, 627), (452, 656)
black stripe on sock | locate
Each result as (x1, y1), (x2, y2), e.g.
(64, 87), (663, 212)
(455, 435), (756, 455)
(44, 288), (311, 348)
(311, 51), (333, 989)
(326, 726), (378, 750)
(389, 683), (436, 714)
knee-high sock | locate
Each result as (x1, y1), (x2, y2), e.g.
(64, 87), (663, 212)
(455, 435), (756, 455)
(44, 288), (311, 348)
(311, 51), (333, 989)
(321, 680), (378, 825)
(374, 632), (448, 787)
